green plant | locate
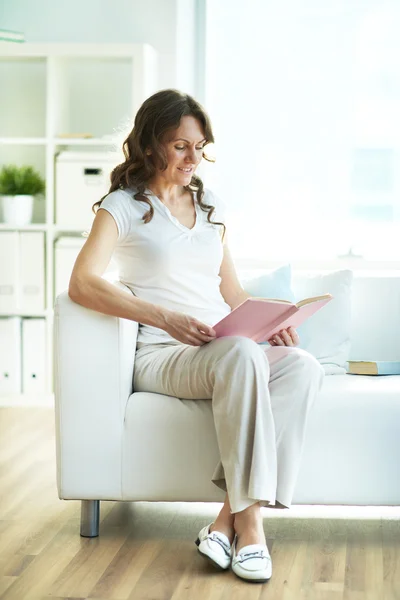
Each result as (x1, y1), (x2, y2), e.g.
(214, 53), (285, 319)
(0, 164), (46, 196)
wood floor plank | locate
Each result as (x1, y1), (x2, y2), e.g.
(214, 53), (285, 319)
(126, 538), (193, 600)
(0, 577), (16, 598)
(49, 531), (127, 598)
(88, 539), (164, 600)
(382, 518), (400, 600)
(0, 519), (84, 600)
(311, 533), (347, 598)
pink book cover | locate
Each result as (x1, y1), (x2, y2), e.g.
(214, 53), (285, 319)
(213, 296), (333, 344)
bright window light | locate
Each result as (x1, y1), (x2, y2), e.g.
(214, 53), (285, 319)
(203, 0), (400, 265)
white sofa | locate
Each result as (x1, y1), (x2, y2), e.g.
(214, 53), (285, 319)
(54, 272), (400, 537)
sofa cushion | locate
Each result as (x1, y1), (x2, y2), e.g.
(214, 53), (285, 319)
(241, 266), (353, 375)
(123, 374), (400, 505)
(292, 270), (353, 375)
(241, 263), (295, 302)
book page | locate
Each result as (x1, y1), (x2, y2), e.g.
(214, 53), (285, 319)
(250, 297), (293, 304)
(295, 293), (332, 309)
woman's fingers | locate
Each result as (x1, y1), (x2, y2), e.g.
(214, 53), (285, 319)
(269, 327), (300, 347)
(274, 330), (291, 346)
(288, 326), (300, 345)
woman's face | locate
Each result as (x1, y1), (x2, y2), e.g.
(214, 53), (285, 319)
(157, 115), (206, 186)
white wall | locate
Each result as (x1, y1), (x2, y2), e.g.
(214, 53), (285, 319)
(0, 0), (198, 92)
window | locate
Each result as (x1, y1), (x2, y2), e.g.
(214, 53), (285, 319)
(202, 0), (400, 268)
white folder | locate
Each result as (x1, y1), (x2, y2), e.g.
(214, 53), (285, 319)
(54, 236), (86, 299)
(0, 232), (19, 313)
(19, 232), (45, 313)
(22, 318), (46, 393)
(0, 317), (22, 394)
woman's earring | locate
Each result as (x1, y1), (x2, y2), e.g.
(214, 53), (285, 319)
(146, 149), (152, 156)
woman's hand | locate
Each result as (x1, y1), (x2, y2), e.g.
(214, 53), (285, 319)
(268, 326), (299, 347)
(162, 310), (217, 346)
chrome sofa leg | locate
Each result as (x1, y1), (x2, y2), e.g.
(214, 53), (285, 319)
(80, 500), (100, 537)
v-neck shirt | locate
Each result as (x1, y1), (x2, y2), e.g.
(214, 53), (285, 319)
(149, 189), (198, 232)
(99, 186), (231, 344)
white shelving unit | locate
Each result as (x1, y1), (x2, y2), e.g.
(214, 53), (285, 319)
(0, 43), (158, 403)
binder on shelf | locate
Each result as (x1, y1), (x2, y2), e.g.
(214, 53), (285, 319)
(19, 232), (45, 312)
(54, 236), (86, 299)
(22, 318), (46, 394)
(0, 317), (22, 394)
(54, 235), (117, 300)
(0, 232), (19, 313)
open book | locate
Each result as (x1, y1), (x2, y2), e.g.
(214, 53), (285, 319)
(213, 294), (333, 343)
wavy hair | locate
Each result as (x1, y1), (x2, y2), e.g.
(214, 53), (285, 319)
(92, 89), (225, 240)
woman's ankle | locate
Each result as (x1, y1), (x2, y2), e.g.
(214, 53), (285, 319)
(233, 503), (266, 550)
(210, 503), (235, 543)
(234, 502), (262, 523)
(210, 518), (235, 544)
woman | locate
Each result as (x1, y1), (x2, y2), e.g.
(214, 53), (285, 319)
(69, 89), (324, 584)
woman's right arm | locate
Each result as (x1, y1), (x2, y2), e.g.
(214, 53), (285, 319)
(68, 209), (168, 328)
(68, 209), (216, 346)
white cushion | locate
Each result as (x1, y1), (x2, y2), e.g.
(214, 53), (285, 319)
(292, 270), (353, 375)
(241, 264), (295, 302)
(122, 374), (400, 505)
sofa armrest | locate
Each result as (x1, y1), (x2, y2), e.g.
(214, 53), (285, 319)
(54, 282), (138, 500)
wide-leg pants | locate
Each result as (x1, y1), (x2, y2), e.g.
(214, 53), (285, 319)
(133, 336), (325, 514)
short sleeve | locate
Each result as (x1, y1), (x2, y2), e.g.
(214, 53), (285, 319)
(99, 189), (133, 243)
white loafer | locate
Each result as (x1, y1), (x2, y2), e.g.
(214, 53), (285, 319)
(195, 523), (232, 570)
(231, 536), (272, 583)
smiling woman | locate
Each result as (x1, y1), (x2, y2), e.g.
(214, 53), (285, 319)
(147, 115), (207, 206)
(68, 87), (325, 585)
(91, 88), (224, 236)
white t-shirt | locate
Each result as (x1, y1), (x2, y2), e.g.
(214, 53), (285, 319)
(99, 186), (232, 344)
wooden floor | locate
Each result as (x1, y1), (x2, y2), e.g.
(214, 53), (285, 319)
(0, 407), (399, 600)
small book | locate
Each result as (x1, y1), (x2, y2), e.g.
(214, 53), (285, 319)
(0, 29), (25, 43)
(57, 133), (94, 138)
(347, 361), (400, 376)
(213, 294), (333, 343)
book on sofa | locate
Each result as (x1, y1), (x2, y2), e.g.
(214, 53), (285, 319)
(347, 361), (400, 376)
(213, 294), (333, 344)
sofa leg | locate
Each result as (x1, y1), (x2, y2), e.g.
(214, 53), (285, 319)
(80, 500), (100, 537)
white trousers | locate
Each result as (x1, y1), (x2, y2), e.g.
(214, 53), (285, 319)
(134, 336), (325, 514)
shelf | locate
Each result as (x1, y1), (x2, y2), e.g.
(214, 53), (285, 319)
(0, 137), (117, 146)
(49, 56), (134, 139)
(0, 42), (152, 58)
(0, 224), (89, 233)
(0, 42), (157, 399)
(0, 137), (47, 145)
(0, 223), (48, 231)
(0, 56), (46, 137)
(52, 226), (87, 234)
(53, 137), (117, 146)
(0, 310), (49, 318)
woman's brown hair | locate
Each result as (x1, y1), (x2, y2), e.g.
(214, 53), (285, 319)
(92, 88), (226, 240)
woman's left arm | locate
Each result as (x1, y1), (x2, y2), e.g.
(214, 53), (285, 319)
(219, 239), (251, 311)
(218, 238), (299, 347)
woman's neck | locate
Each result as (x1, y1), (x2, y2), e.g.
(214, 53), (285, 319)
(146, 181), (187, 206)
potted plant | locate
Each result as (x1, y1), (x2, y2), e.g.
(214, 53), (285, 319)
(0, 164), (45, 226)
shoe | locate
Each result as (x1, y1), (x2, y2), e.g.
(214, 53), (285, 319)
(195, 523), (232, 570)
(231, 535), (272, 583)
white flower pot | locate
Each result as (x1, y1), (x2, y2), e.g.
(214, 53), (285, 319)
(1, 195), (34, 226)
